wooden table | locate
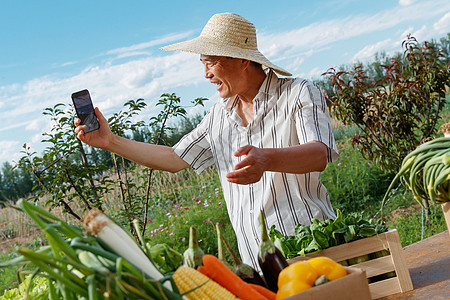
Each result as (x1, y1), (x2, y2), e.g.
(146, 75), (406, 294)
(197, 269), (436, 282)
(379, 230), (449, 299)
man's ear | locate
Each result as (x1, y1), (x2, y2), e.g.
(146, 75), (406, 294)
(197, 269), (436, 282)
(241, 59), (251, 70)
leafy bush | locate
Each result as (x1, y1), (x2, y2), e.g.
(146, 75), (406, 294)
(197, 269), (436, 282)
(324, 35), (450, 171)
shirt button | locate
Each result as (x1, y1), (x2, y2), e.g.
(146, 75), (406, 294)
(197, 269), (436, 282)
(249, 210), (254, 214)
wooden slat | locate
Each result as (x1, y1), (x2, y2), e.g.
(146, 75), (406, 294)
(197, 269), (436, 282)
(287, 229), (414, 299)
(369, 277), (401, 299)
(385, 229), (414, 292)
(352, 255), (395, 277)
(288, 230), (392, 264)
(441, 202), (450, 233)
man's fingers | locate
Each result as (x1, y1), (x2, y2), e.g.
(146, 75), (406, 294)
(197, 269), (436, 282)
(227, 166), (249, 178)
(74, 124), (85, 134)
(95, 107), (106, 123)
(234, 144), (252, 157)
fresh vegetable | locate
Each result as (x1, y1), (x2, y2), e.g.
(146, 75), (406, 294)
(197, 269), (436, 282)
(172, 265), (237, 299)
(442, 122), (450, 138)
(370, 250), (396, 280)
(84, 210), (173, 290)
(217, 222), (267, 287)
(0, 275), (50, 300)
(276, 257), (348, 299)
(258, 210), (289, 293)
(197, 265), (211, 278)
(248, 283), (277, 300)
(215, 222), (233, 270)
(269, 210), (389, 258)
(382, 136), (450, 209)
(183, 226), (205, 269)
(276, 281), (311, 300)
(202, 254), (268, 300)
(0, 199), (182, 300)
(147, 243), (184, 274)
(277, 261), (318, 288)
(307, 256), (347, 281)
(347, 254), (370, 266)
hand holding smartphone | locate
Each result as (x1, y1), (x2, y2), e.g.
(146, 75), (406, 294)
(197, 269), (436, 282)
(71, 89), (99, 133)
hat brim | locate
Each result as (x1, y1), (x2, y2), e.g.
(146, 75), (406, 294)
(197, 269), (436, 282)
(160, 36), (292, 77)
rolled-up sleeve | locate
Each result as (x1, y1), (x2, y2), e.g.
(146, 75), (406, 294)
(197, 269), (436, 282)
(294, 81), (339, 163)
(172, 112), (214, 174)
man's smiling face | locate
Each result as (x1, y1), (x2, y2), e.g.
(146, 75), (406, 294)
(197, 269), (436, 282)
(200, 55), (245, 99)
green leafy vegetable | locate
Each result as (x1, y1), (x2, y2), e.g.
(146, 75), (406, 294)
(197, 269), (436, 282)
(269, 210), (389, 258)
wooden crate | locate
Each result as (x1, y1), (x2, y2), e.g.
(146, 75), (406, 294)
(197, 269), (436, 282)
(284, 267), (371, 300)
(441, 202), (450, 233)
(287, 229), (413, 299)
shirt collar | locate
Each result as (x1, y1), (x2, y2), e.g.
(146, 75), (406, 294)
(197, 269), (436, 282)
(256, 68), (279, 98)
(222, 68), (280, 112)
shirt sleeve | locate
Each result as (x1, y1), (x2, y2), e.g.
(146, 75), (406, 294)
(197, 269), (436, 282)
(294, 80), (339, 163)
(172, 111), (215, 174)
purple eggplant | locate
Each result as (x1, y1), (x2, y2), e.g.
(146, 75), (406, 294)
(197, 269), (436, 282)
(258, 210), (289, 292)
(216, 222), (267, 287)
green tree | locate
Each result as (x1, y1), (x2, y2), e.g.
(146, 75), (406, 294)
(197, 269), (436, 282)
(16, 93), (207, 235)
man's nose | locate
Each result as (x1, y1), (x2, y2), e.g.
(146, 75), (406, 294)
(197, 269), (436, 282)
(204, 65), (213, 79)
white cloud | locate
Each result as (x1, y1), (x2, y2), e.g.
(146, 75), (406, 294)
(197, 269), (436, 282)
(0, 140), (21, 166)
(25, 117), (48, 132)
(307, 67), (323, 79)
(61, 61), (76, 67)
(106, 31), (195, 56)
(434, 11), (450, 33)
(400, 26), (414, 38)
(0, 120), (32, 132)
(411, 25), (431, 42)
(257, 0), (449, 68)
(399, 0), (418, 6)
(352, 38), (397, 62)
(31, 133), (43, 144)
(0, 51), (204, 128)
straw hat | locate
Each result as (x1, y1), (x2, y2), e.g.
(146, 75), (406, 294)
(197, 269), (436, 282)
(160, 13), (292, 76)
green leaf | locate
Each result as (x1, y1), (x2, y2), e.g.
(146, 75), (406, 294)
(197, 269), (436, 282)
(312, 229), (329, 249)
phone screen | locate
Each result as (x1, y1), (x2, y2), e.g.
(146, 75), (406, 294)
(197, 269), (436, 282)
(71, 89), (99, 133)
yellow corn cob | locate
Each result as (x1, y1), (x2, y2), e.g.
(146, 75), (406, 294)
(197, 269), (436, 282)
(172, 266), (237, 299)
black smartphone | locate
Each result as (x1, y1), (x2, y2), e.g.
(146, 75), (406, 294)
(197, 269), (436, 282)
(71, 89), (99, 133)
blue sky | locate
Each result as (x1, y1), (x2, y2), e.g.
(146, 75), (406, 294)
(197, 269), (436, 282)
(1, 0), (449, 166)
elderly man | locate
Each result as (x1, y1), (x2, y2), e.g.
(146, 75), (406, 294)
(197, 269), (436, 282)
(75, 12), (338, 269)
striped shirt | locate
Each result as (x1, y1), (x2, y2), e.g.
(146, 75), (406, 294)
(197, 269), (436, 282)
(173, 70), (339, 269)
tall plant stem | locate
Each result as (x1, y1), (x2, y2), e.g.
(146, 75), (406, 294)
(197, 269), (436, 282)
(142, 99), (173, 237)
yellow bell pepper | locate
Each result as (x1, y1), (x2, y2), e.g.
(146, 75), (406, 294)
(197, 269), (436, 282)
(278, 261), (318, 288)
(307, 256), (347, 281)
(276, 280), (311, 300)
(276, 261), (317, 299)
(276, 257), (348, 300)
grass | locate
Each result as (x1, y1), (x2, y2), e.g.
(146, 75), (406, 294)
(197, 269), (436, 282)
(321, 138), (393, 218)
(142, 168), (238, 261)
(0, 237), (48, 293)
(387, 202), (447, 245)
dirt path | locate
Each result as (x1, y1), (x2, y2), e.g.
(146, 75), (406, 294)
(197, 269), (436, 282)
(0, 235), (39, 254)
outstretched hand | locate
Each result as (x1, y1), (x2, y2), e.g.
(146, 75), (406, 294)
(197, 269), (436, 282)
(74, 107), (112, 150)
(226, 145), (270, 185)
